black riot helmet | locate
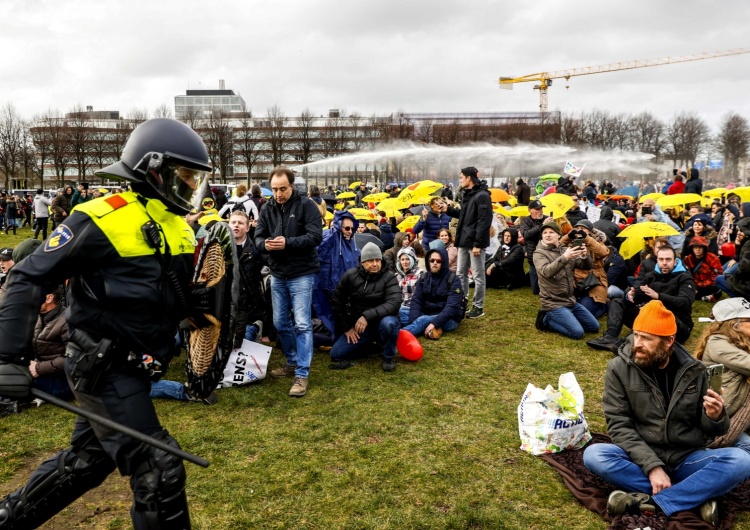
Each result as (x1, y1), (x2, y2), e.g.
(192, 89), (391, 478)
(95, 118), (212, 214)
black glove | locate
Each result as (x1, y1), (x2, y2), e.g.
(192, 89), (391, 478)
(0, 361), (33, 399)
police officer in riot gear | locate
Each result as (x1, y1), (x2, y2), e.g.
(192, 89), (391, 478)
(0, 118), (211, 529)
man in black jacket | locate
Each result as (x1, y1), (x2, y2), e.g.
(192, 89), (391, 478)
(515, 178), (530, 206)
(255, 167), (323, 397)
(441, 166), (492, 319)
(519, 200), (548, 294)
(588, 245), (696, 352)
(329, 243), (402, 372)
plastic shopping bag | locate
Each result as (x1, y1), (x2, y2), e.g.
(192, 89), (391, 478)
(517, 372), (591, 455)
(217, 339), (272, 387)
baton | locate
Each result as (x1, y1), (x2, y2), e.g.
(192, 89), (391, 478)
(30, 388), (210, 468)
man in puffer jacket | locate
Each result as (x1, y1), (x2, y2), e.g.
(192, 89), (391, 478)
(413, 197), (451, 248)
(29, 287), (72, 400)
(403, 246), (464, 340)
(329, 243), (402, 372)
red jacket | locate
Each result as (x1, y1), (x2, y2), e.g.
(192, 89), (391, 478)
(683, 236), (722, 287)
(667, 181), (686, 195)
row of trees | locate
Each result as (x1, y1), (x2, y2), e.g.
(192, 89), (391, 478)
(0, 101), (748, 189)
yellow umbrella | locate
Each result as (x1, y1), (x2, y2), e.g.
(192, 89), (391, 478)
(539, 193), (575, 218)
(349, 181), (362, 189)
(324, 210), (334, 221)
(376, 198), (402, 218)
(639, 192), (665, 202)
(348, 208), (376, 221)
(618, 221), (680, 239)
(397, 215), (420, 231)
(701, 196), (715, 208)
(337, 191), (355, 199)
(508, 196), (518, 207)
(362, 192), (389, 202)
(334, 203), (345, 211)
(728, 187), (750, 202)
(493, 204), (511, 216)
(703, 188), (729, 198)
(507, 206), (530, 217)
(489, 188), (510, 202)
(619, 237), (646, 260)
(655, 194), (703, 209)
(396, 180), (443, 207)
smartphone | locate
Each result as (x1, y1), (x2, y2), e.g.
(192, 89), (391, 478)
(641, 206), (652, 215)
(571, 239), (585, 247)
(706, 364), (724, 394)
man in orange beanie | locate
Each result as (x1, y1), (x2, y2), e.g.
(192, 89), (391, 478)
(588, 245), (696, 353)
(583, 300), (750, 526)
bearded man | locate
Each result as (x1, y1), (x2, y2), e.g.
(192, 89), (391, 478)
(583, 300), (750, 526)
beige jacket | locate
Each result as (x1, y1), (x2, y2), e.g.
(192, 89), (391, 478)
(702, 334), (750, 418)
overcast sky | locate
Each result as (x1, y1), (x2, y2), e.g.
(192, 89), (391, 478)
(2, 0), (748, 133)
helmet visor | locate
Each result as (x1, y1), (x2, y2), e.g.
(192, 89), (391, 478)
(145, 161), (205, 214)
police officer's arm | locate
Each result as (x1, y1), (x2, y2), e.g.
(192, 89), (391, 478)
(0, 214), (105, 364)
(602, 360), (664, 475)
(284, 201), (323, 249)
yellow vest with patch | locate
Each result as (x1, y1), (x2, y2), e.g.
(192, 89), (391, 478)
(73, 192), (196, 258)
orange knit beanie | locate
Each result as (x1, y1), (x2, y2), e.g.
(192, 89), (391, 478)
(632, 300), (677, 336)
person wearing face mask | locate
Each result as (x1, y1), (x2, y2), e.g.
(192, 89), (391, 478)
(485, 227), (525, 290)
(533, 220), (600, 339)
(329, 243), (402, 372)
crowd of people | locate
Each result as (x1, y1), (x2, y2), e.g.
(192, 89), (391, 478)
(3, 115), (750, 527)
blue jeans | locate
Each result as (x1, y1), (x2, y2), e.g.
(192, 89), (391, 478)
(330, 315), (400, 361)
(33, 376), (73, 401)
(244, 324), (260, 342)
(457, 247), (485, 309)
(271, 274), (315, 378)
(399, 306), (411, 326)
(404, 315), (459, 337)
(577, 295), (606, 319)
(607, 285), (625, 299)
(149, 380), (189, 401)
(543, 303), (599, 339)
(583, 443), (750, 516)
(716, 275), (735, 297)
(528, 263), (540, 295)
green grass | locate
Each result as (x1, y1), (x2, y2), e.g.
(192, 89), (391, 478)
(1, 225), (748, 529)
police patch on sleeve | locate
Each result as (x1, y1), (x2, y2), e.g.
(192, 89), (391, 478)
(44, 225), (74, 252)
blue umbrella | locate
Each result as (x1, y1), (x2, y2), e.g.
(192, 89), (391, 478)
(261, 187), (272, 197)
(617, 186), (640, 198)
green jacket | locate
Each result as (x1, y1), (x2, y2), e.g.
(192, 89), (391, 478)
(603, 337), (729, 474)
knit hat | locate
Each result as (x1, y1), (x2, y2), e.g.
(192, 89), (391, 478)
(541, 222), (561, 236)
(12, 239), (41, 263)
(360, 242), (382, 262)
(429, 239), (445, 250)
(574, 219), (594, 231)
(711, 297), (750, 322)
(632, 300), (677, 337)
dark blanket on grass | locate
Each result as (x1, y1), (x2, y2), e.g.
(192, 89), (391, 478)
(541, 433), (750, 530)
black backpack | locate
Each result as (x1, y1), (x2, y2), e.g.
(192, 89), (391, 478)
(419, 271), (468, 322)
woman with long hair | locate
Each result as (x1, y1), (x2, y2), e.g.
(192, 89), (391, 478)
(695, 297), (750, 451)
(437, 228), (458, 272)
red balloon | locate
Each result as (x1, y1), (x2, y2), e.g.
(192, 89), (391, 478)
(397, 329), (423, 361)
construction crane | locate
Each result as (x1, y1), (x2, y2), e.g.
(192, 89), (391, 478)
(498, 48), (750, 112)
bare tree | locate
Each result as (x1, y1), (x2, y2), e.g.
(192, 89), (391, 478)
(67, 104), (94, 180)
(126, 107), (149, 126)
(295, 108), (316, 164)
(30, 112), (55, 188)
(716, 112), (750, 182)
(628, 112), (665, 159)
(667, 112), (710, 168)
(89, 123), (117, 183)
(0, 103), (26, 189)
(236, 111), (263, 185)
(201, 108), (232, 182)
(48, 114), (72, 186)
(179, 105), (202, 129)
(153, 103), (174, 119)
(19, 124), (37, 188)
(266, 105), (288, 167)
(560, 112), (585, 146)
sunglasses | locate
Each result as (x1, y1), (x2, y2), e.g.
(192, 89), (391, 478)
(342, 226), (353, 232)
(429, 258), (443, 264)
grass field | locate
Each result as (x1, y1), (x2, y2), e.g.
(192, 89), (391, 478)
(0, 225), (747, 529)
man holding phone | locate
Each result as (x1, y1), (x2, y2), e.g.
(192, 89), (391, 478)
(583, 300), (750, 526)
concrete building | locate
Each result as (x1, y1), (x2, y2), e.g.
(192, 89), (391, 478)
(174, 80), (246, 120)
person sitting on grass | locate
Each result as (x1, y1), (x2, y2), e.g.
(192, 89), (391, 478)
(329, 243), (402, 372)
(587, 245), (696, 353)
(533, 220), (600, 340)
(402, 245), (464, 341)
(583, 300), (750, 527)
(561, 220), (610, 318)
(682, 235), (723, 303)
(395, 246), (424, 326)
(437, 228), (458, 272)
(485, 227), (525, 290)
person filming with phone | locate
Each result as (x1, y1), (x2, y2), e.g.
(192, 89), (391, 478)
(583, 300), (750, 526)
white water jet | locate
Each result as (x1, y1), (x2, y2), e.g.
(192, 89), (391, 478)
(296, 141), (656, 177)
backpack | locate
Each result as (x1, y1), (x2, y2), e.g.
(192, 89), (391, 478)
(419, 271), (468, 322)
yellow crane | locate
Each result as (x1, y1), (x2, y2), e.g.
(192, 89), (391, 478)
(498, 48), (750, 112)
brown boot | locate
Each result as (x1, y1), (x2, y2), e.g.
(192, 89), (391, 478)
(270, 365), (296, 378)
(289, 377), (308, 397)
(427, 327), (443, 340)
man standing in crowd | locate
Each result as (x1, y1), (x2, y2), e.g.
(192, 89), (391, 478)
(514, 178), (530, 206)
(583, 301), (750, 526)
(442, 166), (491, 319)
(519, 199), (548, 295)
(0, 118), (209, 528)
(587, 245), (696, 352)
(329, 243), (401, 372)
(33, 189), (51, 240)
(355, 182), (368, 207)
(255, 166), (323, 397)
